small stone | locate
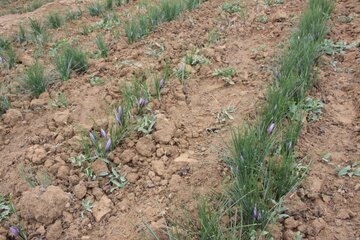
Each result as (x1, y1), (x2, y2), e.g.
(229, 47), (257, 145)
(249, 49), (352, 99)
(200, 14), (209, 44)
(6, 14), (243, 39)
(27, 145), (47, 164)
(91, 159), (109, 176)
(92, 196), (113, 222)
(120, 149), (136, 163)
(152, 161), (166, 177)
(73, 182), (87, 199)
(354, 184), (360, 191)
(312, 218), (326, 235)
(36, 225), (46, 235)
(46, 220), (62, 240)
(136, 136), (155, 157)
(92, 188), (104, 200)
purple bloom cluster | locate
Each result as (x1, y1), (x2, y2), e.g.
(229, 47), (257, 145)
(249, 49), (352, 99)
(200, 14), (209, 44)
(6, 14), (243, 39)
(252, 205), (261, 221)
(9, 226), (20, 236)
(115, 105), (123, 126)
(138, 97), (148, 109)
(267, 122), (276, 135)
(159, 79), (164, 89)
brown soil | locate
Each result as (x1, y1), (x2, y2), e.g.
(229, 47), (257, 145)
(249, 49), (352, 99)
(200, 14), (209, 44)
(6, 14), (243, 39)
(0, 0), (359, 240)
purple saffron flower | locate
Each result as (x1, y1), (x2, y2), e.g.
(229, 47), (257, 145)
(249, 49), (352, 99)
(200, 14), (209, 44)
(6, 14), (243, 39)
(115, 113), (122, 126)
(105, 138), (111, 152)
(89, 132), (96, 145)
(179, 63), (184, 71)
(100, 129), (107, 138)
(118, 105), (123, 116)
(159, 79), (164, 89)
(138, 97), (148, 108)
(252, 205), (261, 221)
(0, 56), (3, 64)
(9, 226), (20, 236)
(267, 123), (276, 135)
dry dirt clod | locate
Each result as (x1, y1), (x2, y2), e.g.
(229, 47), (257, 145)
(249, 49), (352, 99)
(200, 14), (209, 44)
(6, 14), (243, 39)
(46, 220), (63, 240)
(53, 109), (70, 127)
(92, 195), (113, 222)
(19, 186), (69, 225)
(119, 149), (136, 164)
(152, 160), (166, 177)
(136, 136), (156, 157)
(91, 159), (109, 176)
(74, 182), (87, 200)
(3, 109), (22, 125)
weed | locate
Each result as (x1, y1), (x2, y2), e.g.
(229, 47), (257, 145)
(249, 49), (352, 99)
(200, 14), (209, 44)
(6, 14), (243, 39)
(29, 18), (48, 45)
(208, 29), (220, 46)
(82, 199), (94, 212)
(105, 0), (113, 10)
(66, 8), (83, 21)
(18, 164), (52, 188)
(18, 25), (27, 43)
(186, 0), (203, 11)
(0, 94), (10, 115)
(303, 97), (324, 122)
(213, 67), (236, 85)
(337, 163), (360, 177)
(145, 42), (165, 58)
(222, 2), (241, 14)
(256, 15), (268, 23)
(47, 12), (63, 29)
(23, 63), (49, 97)
(95, 34), (108, 57)
(217, 105), (235, 124)
(115, 0), (130, 6)
(87, 1), (104, 16)
(0, 46), (17, 69)
(321, 39), (353, 55)
(55, 45), (88, 80)
(80, 22), (92, 35)
(136, 114), (156, 134)
(0, 195), (16, 222)
(49, 92), (68, 108)
(90, 76), (105, 86)
(184, 49), (210, 66)
(108, 167), (128, 192)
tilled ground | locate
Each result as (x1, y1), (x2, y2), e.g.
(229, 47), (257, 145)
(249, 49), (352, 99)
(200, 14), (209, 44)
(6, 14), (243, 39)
(0, 0), (358, 239)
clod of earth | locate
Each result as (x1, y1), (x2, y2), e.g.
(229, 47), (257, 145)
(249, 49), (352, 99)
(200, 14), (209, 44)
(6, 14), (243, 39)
(92, 195), (113, 222)
(18, 186), (69, 225)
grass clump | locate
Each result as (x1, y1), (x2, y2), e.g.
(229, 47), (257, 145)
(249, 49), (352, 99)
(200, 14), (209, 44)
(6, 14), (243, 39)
(0, 94), (10, 115)
(55, 45), (88, 80)
(47, 11), (63, 29)
(0, 38), (17, 69)
(222, 2), (242, 13)
(29, 18), (48, 45)
(87, 1), (104, 16)
(145, 0), (335, 238)
(95, 35), (108, 57)
(125, 0), (205, 43)
(66, 8), (83, 21)
(23, 63), (49, 97)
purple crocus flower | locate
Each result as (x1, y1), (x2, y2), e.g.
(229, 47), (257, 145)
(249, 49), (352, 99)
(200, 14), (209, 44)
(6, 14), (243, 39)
(179, 63), (184, 71)
(0, 56), (3, 64)
(159, 79), (164, 89)
(9, 226), (20, 236)
(267, 123), (276, 135)
(89, 132), (96, 145)
(138, 97), (148, 108)
(105, 138), (111, 152)
(288, 141), (292, 150)
(118, 105), (123, 116)
(252, 205), (261, 221)
(100, 129), (107, 138)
